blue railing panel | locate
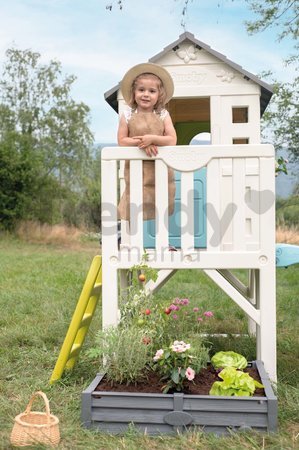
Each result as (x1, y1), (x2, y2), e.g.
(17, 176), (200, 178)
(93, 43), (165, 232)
(143, 168), (207, 248)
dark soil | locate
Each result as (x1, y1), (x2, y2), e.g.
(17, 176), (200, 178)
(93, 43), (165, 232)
(95, 365), (265, 396)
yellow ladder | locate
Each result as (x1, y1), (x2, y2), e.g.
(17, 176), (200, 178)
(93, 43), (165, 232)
(50, 255), (102, 384)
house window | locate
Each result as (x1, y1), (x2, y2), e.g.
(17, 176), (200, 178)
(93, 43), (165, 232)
(233, 138), (249, 144)
(232, 107), (248, 123)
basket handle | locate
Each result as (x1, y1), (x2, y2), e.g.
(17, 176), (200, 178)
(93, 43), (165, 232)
(24, 391), (52, 422)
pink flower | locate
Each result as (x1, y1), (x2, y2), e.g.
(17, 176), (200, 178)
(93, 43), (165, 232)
(204, 311), (214, 317)
(153, 349), (164, 361)
(172, 314), (178, 320)
(193, 307), (199, 312)
(197, 317), (203, 322)
(171, 341), (190, 352)
(169, 304), (177, 311)
(180, 298), (190, 305)
(185, 367), (195, 381)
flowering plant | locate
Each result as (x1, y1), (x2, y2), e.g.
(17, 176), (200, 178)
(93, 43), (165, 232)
(159, 298), (214, 343)
(164, 298), (214, 321)
(153, 340), (209, 393)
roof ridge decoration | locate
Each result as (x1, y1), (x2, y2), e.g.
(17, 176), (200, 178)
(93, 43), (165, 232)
(175, 44), (198, 64)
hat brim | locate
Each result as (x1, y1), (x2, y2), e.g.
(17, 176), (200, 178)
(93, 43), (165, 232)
(120, 63), (174, 105)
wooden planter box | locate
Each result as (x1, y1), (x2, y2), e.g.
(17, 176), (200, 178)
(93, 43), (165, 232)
(81, 361), (277, 435)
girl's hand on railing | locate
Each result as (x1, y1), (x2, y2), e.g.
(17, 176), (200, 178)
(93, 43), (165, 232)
(134, 134), (155, 149)
(144, 145), (158, 157)
(133, 135), (158, 157)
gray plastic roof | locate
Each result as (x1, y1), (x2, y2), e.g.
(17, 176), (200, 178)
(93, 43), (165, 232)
(104, 32), (273, 116)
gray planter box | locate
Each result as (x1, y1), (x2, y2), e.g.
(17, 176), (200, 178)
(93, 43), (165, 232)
(81, 361), (277, 435)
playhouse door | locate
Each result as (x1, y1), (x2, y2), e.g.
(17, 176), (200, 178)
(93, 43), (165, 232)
(143, 122), (209, 248)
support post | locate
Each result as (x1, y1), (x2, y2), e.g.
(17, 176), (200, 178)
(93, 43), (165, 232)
(101, 159), (119, 328)
(102, 265), (118, 328)
(256, 265), (276, 382)
(248, 269), (257, 336)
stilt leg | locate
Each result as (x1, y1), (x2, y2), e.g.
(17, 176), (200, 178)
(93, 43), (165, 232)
(256, 265), (276, 382)
(102, 264), (118, 328)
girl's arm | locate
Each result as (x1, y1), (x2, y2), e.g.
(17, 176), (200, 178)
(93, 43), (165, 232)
(162, 113), (177, 145)
(117, 114), (141, 146)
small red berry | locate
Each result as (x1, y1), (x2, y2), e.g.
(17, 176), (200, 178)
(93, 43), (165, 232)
(164, 307), (171, 315)
(138, 274), (146, 282)
(145, 309), (151, 315)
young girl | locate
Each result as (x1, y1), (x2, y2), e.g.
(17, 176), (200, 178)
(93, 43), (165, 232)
(117, 63), (177, 221)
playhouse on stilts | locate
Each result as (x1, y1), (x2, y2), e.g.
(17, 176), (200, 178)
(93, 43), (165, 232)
(50, 32), (278, 391)
(102, 32), (276, 382)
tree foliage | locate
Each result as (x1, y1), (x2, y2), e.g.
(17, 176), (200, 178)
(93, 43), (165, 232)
(0, 49), (94, 184)
(241, 1), (298, 166)
(262, 68), (299, 163)
(244, 0), (299, 43)
(0, 48), (99, 230)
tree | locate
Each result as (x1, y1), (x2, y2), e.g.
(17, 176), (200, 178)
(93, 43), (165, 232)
(0, 48), (94, 229)
(0, 48), (94, 186)
(242, 0), (298, 164)
(244, 0), (299, 44)
(261, 69), (299, 163)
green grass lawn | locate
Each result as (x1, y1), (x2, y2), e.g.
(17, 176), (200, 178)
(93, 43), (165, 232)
(0, 237), (298, 449)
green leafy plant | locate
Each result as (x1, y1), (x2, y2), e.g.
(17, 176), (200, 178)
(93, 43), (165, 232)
(211, 351), (248, 370)
(87, 326), (153, 385)
(120, 286), (151, 326)
(209, 366), (264, 397)
(119, 252), (158, 326)
(153, 340), (209, 394)
(275, 156), (288, 175)
(129, 250), (158, 286)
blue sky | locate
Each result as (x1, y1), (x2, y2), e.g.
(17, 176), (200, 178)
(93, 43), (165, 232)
(0, 0), (296, 144)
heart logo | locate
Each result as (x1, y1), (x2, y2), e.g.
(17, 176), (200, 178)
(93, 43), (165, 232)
(245, 189), (275, 214)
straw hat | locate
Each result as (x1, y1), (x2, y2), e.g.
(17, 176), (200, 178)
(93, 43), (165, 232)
(121, 63), (174, 104)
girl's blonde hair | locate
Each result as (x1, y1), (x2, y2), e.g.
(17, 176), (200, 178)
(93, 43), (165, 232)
(128, 73), (167, 113)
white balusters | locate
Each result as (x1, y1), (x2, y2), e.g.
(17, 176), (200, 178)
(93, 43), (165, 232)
(155, 160), (169, 251)
(129, 160), (143, 249)
(180, 172), (194, 251)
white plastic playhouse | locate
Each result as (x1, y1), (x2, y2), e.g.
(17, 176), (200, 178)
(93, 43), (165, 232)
(102, 32), (276, 381)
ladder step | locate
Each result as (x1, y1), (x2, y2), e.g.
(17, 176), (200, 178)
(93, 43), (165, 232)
(80, 313), (93, 328)
(91, 283), (102, 296)
(69, 343), (81, 359)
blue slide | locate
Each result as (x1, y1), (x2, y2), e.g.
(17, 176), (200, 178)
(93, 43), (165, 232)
(276, 243), (299, 268)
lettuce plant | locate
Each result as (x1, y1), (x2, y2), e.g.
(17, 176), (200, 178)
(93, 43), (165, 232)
(211, 351), (248, 370)
(209, 366), (264, 397)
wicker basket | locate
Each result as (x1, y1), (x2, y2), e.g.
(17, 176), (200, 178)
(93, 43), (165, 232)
(10, 391), (60, 447)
